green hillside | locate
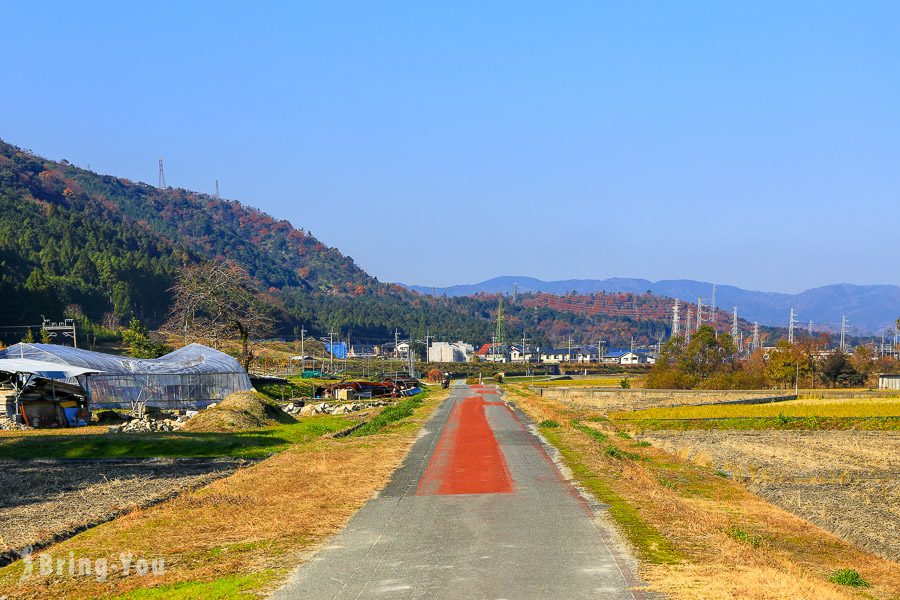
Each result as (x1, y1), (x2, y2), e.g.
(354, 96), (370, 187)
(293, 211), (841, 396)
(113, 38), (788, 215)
(0, 139), (682, 347)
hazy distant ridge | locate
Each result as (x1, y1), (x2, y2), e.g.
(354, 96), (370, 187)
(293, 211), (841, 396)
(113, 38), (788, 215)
(403, 276), (900, 335)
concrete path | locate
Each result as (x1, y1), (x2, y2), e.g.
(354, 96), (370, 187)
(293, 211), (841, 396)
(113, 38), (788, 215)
(273, 383), (643, 599)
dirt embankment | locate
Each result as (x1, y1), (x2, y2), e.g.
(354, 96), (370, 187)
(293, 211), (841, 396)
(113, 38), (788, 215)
(180, 390), (294, 432)
(640, 430), (900, 561)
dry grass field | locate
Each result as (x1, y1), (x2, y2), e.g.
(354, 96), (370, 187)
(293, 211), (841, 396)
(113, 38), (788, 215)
(534, 375), (647, 388)
(640, 430), (900, 561)
(0, 458), (246, 561)
(613, 397), (900, 421)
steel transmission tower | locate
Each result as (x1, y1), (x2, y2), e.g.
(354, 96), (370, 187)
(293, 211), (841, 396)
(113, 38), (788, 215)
(788, 308), (797, 344)
(710, 284), (717, 330)
(495, 298), (506, 355)
(731, 307), (738, 340)
(840, 316), (848, 352)
(671, 300), (681, 338)
(158, 159), (166, 189)
(696, 298), (703, 330)
(808, 320), (813, 337)
(752, 322), (760, 351)
(215, 179), (220, 199)
(685, 308), (693, 342)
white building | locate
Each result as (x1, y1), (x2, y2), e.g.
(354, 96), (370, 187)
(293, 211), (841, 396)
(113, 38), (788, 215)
(427, 341), (474, 363)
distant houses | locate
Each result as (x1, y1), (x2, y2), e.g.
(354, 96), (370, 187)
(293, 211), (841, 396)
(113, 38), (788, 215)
(453, 342), (654, 365)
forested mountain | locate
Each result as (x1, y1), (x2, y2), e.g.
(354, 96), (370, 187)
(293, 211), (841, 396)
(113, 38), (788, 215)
(406, 276), (900, 335)
(0, 139), (769, 348)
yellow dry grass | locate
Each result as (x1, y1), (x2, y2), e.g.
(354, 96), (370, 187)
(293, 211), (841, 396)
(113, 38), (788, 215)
(613, 397), (900, 420)
(0, 425), (109, 438)
(536, 375), (647, 388)
(0, 389), (450, 599)
(508, 384), (900, 599)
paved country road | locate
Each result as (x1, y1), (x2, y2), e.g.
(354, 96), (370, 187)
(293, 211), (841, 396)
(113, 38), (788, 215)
(273, 383), (645, 599)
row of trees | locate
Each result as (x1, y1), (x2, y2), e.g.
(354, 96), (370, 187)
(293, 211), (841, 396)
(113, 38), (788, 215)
(648, 325), (894, 390)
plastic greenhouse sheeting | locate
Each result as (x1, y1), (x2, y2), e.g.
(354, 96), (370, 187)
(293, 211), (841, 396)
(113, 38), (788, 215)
(0, 343), (252, 409)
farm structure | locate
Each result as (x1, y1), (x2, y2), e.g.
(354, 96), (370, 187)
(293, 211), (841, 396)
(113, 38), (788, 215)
(878, 374), (900, 390)
(0, 343), (252, 411)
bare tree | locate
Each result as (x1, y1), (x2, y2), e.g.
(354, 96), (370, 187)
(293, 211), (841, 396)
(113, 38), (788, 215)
(163, 262), (275, 371)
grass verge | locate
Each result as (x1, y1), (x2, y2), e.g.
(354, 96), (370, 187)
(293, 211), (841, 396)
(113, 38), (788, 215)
(350, 391), (427, 436)
(540, 426), (680, 564)
(0, 417), (351, 459)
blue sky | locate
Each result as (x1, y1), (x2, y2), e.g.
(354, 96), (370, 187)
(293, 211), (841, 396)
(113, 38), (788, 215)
(3, 2), (899, 292)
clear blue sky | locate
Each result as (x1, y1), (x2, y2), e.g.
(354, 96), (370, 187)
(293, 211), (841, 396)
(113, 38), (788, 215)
(3, 2), (899, 292)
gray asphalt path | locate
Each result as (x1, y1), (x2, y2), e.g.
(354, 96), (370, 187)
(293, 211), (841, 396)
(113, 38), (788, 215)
(272, 383), (642, 599)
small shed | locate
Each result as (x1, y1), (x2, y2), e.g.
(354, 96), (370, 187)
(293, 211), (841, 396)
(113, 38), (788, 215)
(878, 374), (900, 390)
(0, 358), (101, 427)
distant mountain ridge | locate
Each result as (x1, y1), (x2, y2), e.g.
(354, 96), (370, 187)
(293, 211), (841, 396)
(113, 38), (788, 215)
(404, 276), (900, 335)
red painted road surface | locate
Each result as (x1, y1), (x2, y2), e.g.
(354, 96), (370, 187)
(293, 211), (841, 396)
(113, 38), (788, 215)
(416, 394), (514, 495)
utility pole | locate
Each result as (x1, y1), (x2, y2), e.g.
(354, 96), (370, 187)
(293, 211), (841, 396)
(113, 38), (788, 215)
(567, 337), (573, 363)
(521, 333), (529, 363)
(41, 317), (77, 348)
(158, 158), (166, 189)
(329, 329), (335, 373)
(788, 308), (796, 344)
(423, 331), (434, 363)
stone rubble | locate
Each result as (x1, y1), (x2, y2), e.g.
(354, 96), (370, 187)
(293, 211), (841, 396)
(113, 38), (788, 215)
(290, 400), (389, 416)
(2, 397), (394, 434)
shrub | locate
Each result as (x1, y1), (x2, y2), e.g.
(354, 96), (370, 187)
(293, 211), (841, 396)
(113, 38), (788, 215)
(727, 526), (762, 548)
(539, 419), (560, 428)
(605, 445), (639, 460)
(619, 377), (631, 389)
(829, 569), (869, 588)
